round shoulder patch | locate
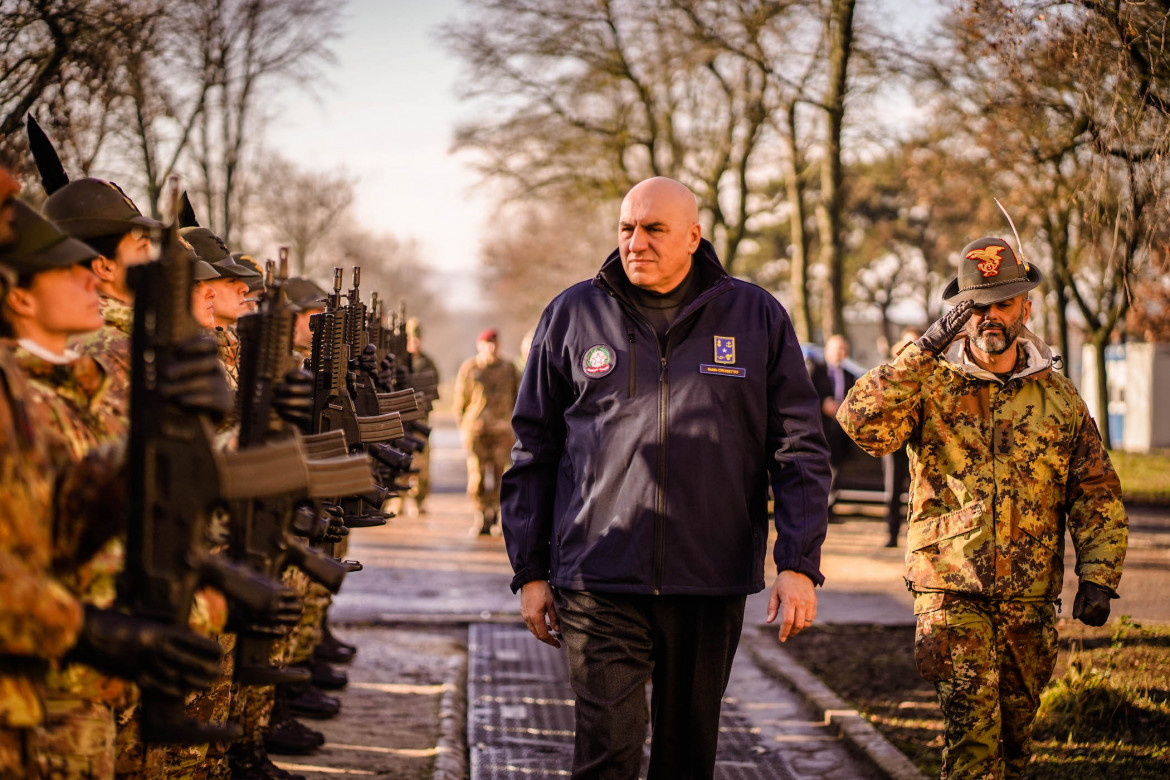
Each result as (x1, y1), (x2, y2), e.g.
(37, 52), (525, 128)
(581, 344), (616, 378)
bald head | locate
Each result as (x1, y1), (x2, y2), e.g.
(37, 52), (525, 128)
(618, 177), (702, 293)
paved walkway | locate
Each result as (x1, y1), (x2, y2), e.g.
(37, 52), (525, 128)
(300, 410), (1169, 778)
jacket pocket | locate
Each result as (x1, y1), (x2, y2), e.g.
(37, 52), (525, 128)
(913, 592), (953, 682)
(907, 500), (985, 552)
(1015, 511), (1061, 554)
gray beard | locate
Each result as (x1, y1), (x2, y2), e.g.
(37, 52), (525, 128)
(967, 316), (1024, 355)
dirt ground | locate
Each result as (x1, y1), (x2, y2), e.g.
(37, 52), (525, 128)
(276, 625), (467, 780)
(781, 619), (1170, 780)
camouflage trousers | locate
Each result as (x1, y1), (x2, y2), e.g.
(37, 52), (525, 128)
(285, 567), (331, 666)
(113, 702), (162, 779)
(31, 697), (115, 779)
(913, 592), (1058, 780)
(464, 429), (513, 513)
(157, 632), (236, 780)
(408, 441), (431, 506)
(0, 727), (37, 780)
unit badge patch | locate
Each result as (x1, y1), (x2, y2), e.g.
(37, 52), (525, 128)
(582, 344), (616, 378)
(714, 336), (736, 364)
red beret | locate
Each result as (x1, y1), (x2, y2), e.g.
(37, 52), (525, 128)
(477, 328), (499, 343)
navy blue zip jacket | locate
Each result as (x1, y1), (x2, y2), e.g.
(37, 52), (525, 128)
(501, 239), (831, 596)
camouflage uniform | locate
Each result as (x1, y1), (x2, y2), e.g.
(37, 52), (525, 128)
(838, 332), (1128, 780)
(406, 350), (439, 507)
(0, 350), (86, 780)
(71, 296), (133, 421)
(453, 355), (520, 513)
(8, 344), (130, 780)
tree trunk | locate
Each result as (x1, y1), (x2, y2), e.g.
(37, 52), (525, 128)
(816, 0), (856, 340)
(784, 101), (812, 341)
(1092, 333), (1113, 451)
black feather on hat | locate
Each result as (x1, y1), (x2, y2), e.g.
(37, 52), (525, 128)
(26, 114), (69, 196)
(178, 191), (199, 229)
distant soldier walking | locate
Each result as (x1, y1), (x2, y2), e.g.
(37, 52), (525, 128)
(453, 328), (519, 535)
(838, 235), (1128, 780)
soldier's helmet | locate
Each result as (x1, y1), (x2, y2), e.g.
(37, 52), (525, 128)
(0, 199), (98, 278)
(43, 178), (164, 242)
(943, 237), (1043, 306)
(180, 227), (231, 266)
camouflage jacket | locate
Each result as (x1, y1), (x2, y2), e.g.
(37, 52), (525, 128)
(9, 343), (132, 707)
(71, 295), (133, 420)
(453, 355), (520, 438)
(837, 331), (1127, 601)
(0, 349), (87, 728)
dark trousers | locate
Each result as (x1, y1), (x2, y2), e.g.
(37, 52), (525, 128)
(553, 589), (747, 780)
(883, 444), (911, 543)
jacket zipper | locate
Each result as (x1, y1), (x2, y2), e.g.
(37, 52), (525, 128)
(654, 347), (668, 594)
(627, 328), (637, 398)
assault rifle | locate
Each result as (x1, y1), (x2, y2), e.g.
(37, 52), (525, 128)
(121, 213), (291, 744)
(309, 268), (407, 528)
(229, 252), (356, 685)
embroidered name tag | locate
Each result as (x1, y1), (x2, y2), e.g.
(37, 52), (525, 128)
(699, 364), (746, 378)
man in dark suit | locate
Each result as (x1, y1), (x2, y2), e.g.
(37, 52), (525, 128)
(809, 334), (857, 519)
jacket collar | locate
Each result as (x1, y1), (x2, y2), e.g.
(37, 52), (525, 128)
(943, 326), (1052, 383)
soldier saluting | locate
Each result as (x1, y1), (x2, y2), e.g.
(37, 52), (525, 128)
(838, 235), (1128, 780)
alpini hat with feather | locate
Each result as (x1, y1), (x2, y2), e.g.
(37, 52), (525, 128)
(27, 114), (164, 240)
(942, 236), (1043, 306)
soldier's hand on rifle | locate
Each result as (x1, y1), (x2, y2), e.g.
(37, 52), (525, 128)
(1072, 581), (1116, 626)
(161, 334), (232, 421)
(68, 606), (223, 697)
(915, 299), (975, 356)
(377, 355), (397, 390)
(272, 368), (315, 432)
(322, 503), (347, 544)
(358, 343), (380, 374)
(231, 586), (303, 637)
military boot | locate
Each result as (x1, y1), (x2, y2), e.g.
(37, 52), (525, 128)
(227, 740), (306, 779)
(314, 619), (356, 665)
(284, 680), (341, 719)
(265, 695), (325, 755)
(304, 659), (348, 691)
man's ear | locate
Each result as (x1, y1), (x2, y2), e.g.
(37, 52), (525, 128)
(687, 222), (702, 253)
(4, 285), (37, 319)
(1022, 296), (1032, 326)
(90, 255), (119, 283)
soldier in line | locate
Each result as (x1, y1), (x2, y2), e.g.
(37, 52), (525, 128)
(838, 236), (1128, 780)
(453, 328), (520, 536)
(0, 197), (226, 780)
(45, 178), (164, 419)
(400, 316), (438, 516)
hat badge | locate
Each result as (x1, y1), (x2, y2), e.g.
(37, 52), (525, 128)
(966, 245), (1005, 278)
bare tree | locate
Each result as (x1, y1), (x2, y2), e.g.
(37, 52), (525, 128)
(442, 0), (820, 273)
(0, 0), (156, 177)
(253, 154), (354, 275)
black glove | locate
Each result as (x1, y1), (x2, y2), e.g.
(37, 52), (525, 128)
(358, 343), (379, 374)
(231, 585), (303, 637)
(1072, 581), (1115, 626)
(160, 335), (232, 421)
(271, 368), (315, 432)
(377, 355), (397, 389)
(323, 504), (347, 544)
(915, 299), (975, 356)
(68, 606), (223, 697)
